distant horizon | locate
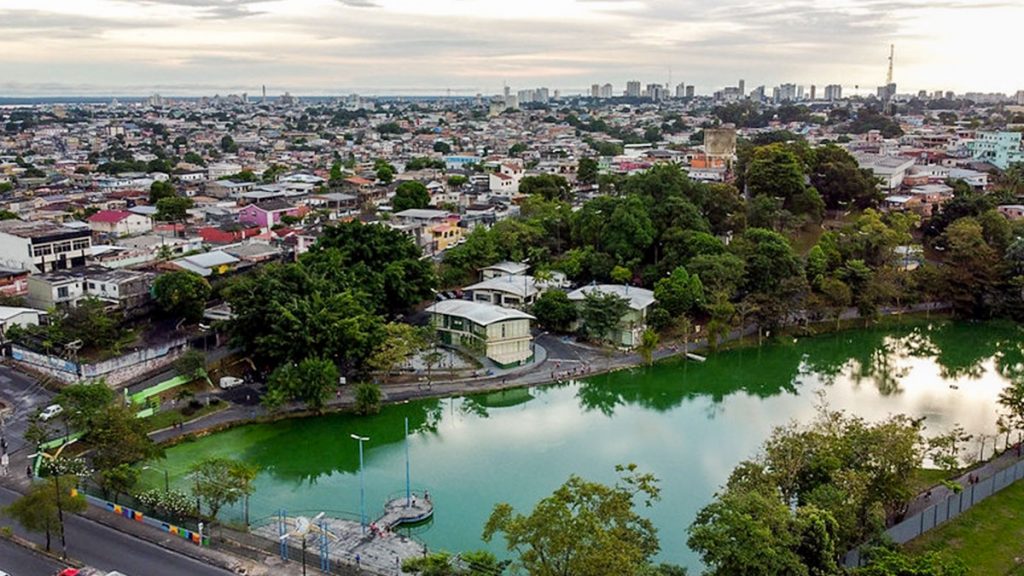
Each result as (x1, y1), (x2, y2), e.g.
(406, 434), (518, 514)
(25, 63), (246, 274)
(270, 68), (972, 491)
(3, 1), (1023, 99)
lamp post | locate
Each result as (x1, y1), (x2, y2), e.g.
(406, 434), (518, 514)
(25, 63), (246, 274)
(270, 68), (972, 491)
(350, 434), (369, 535)
(143, 465), (170, 493)
(404, 417), (411, 507)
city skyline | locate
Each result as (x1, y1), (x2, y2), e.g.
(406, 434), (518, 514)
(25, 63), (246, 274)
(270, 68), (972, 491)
(1, 0), (1022, 97)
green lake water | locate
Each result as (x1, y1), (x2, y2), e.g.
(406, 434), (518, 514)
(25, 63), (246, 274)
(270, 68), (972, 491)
(146, 320), (1024, 570)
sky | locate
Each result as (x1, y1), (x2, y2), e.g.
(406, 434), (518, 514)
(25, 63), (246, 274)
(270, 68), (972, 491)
(0, 0), (1022, 97)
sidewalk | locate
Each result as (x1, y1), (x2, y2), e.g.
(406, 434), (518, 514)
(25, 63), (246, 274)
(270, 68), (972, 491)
(903, 443), (1024, 519)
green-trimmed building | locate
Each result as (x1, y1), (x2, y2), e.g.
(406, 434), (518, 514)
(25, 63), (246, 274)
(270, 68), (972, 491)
(427, 299), (535, 368)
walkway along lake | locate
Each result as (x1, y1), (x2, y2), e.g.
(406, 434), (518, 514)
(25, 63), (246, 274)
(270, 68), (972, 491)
(145, 320), (1024, 572)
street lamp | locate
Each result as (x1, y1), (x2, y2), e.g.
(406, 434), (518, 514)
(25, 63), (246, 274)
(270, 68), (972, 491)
(350, 434), (369, 535)
(143, 465), (170, 493)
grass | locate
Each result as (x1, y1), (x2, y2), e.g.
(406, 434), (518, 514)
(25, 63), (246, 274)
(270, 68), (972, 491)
(905, 480), (1024, 575)
(909, 468), (951, 495)
(141, 401), (228, 433)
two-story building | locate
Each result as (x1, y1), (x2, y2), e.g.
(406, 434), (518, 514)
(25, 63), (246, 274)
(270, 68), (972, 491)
(464, 275), (542, 309)
(87, 210), (153, 237)
(567, 284), (656, 349)
(426, 299), (535, 368)
(238, 199), (305, 230)
(0, 220), (92, 273)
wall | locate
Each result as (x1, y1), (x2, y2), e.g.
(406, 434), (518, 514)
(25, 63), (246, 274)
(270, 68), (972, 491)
(11, 337), (188, 386)
(844, 459), (1024, 567)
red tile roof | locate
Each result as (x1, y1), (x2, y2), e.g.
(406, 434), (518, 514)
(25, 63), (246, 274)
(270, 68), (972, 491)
(88, 209), (133, 223)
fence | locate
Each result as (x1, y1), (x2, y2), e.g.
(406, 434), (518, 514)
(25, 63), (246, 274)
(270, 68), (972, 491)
(10, 337), (188, 386)
(844, 459), (1024, 567)
(76, 491), (210, 547)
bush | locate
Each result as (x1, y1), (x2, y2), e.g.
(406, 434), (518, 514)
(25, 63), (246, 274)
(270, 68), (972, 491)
(354, 382), (382, 415)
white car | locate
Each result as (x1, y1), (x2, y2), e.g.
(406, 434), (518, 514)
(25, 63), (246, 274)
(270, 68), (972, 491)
(39, 404), (63, 421)
(219, 376), (244, 389)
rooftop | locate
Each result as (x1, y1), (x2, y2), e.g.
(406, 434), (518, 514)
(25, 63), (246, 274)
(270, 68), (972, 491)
(464, 274), (539, 297)
(567, 284), (656, 311)
(427, 299), (534, 326)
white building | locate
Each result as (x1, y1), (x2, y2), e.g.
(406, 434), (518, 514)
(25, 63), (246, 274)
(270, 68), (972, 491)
(427, 299), (535, 368)
(0, 221), (92, 273)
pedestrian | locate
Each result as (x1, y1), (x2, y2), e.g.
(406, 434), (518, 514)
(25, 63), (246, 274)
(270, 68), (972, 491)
(1, 452), (8, 476)
(26, 464), (32, 478)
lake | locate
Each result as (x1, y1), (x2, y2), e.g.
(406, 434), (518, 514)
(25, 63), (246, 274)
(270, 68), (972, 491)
(146, 320), (1024, 570)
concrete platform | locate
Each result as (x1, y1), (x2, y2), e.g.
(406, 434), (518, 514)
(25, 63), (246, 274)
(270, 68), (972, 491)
(253, 492), (435, 575)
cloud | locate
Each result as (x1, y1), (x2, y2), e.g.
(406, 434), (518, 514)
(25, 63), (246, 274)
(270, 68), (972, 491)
(0, 0), (1020, 95)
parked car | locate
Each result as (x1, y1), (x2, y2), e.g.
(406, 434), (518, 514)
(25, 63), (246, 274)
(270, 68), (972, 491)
(39, 404), (63, 421)
(219, 376), (244, 389)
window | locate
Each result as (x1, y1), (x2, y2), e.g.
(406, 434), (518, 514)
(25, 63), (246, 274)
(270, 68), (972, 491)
(72, 239), (90, 250)
(88, 282), (96, 290)
(57, 286), (69, 299)
(54, 241), (72, 254)
(33, 245), (52, 257)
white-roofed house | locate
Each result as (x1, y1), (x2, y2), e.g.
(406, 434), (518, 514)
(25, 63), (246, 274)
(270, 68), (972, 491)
(479, 261), (529, 280)
(463, 275), (542, 309)
(0, 306), (45, 337)
(567, 284), (656, 349)
(168, 250), (241, 277)
(426, 299), (535, 368)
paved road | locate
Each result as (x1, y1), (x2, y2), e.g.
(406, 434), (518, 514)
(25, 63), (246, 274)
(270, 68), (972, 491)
(0, 536), (65, 576)
(0, 486), (234, 576)
(0, 366), (55, 456)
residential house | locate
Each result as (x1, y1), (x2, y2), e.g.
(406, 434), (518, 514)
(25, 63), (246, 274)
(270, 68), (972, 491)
(427, 221), (463, 254)
(426, 299), (535, 368)
(464, 275), (543, 309)
(0, 306), (44, 338)
(488, 163), (524, 197)
(0, 267), (29, 297)
(81, 267), (154, 312)
(26, 271), (84, 309)
(998, 205), (1024, 221)
(567, 284), (656, 348)
(968, 132), (1024, 170)
(87, 210), (153, 237)
(0, 220), (92, 273)
(480, 261), (529, 280)
(854, 154), (916, 192)
(168, 250), (241, 277)
(238, 199), (305, 229)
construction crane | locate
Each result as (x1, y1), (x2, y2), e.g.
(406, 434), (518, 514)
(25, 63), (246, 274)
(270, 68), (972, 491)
(884, 44), (895, 115)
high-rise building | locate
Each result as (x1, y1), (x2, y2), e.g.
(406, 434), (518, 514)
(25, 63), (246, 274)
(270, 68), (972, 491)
(645, 83), (666, 101)
(797, 85), (805, 100)
(945, 91), (955, 100)
(1017, 90), (1024, 105)
(738, 79), (745, 97)
(517, 89), (534, 104)
(750, 85), (766, 101)
(824, 84), (842, 101)
(810, 85), (816, 101)
(536, 87), (550, 103)
(600, 83), (613, 98)
(774, 83), (797, 103)
(675, 82), (686, 98)
(591, 84), (600, 98)
(685, 85), (695, 98)
(918, 90), (928, 99)
(933, 90), (944, 100)
(876, 83), (897, 101)
(626, 81), (641, 98)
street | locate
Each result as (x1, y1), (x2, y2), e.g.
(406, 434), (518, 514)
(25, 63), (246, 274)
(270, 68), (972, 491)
(0, 486), (234, 576)
(0, 536), (65, 576)
(0, 365), (55, 457)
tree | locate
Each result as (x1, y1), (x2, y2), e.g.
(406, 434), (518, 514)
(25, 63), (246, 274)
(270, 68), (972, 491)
(577, 157), (599, 185)
(220, 135), (238, 152)
(483, 464), (661, 576)
(745, 144), (823, 221)
(810, 145), (881, 210)
(531, 290), (578, 332)
(89, 403), (162, 472)
(367, 323), (426, 384)
(54, 381), (114, 432)
(519, 174), (571, 202)
(174, 349), (208, 382)
(654, 267), (705, 317)
(149, 180), (177, 204)
(376, 163), (395, 184)
(264, 357), (340, 410)
(819, 276), (852, 329)
(403, 550), (508, 576)
(735, 228), (803, 296)
(578, 291), (630, 344)
(99, 463), (139, 503)
(433, 141), (452, 154)
(354, 382), (382, 415)
(927, 424), (973, 475)
(3, 475), (86, 555)
(638, 328), (659, 365)
(155, 196), (194, 222)
(508, 142), (528, 157)
(942, 217), (998, 317)
(190, 457), (257, 521)
(152, 270), (211, 323)
(393, 181), (431, 212)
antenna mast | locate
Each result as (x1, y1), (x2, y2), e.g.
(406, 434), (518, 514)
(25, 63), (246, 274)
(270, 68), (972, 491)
(886, 44), (894, 86)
